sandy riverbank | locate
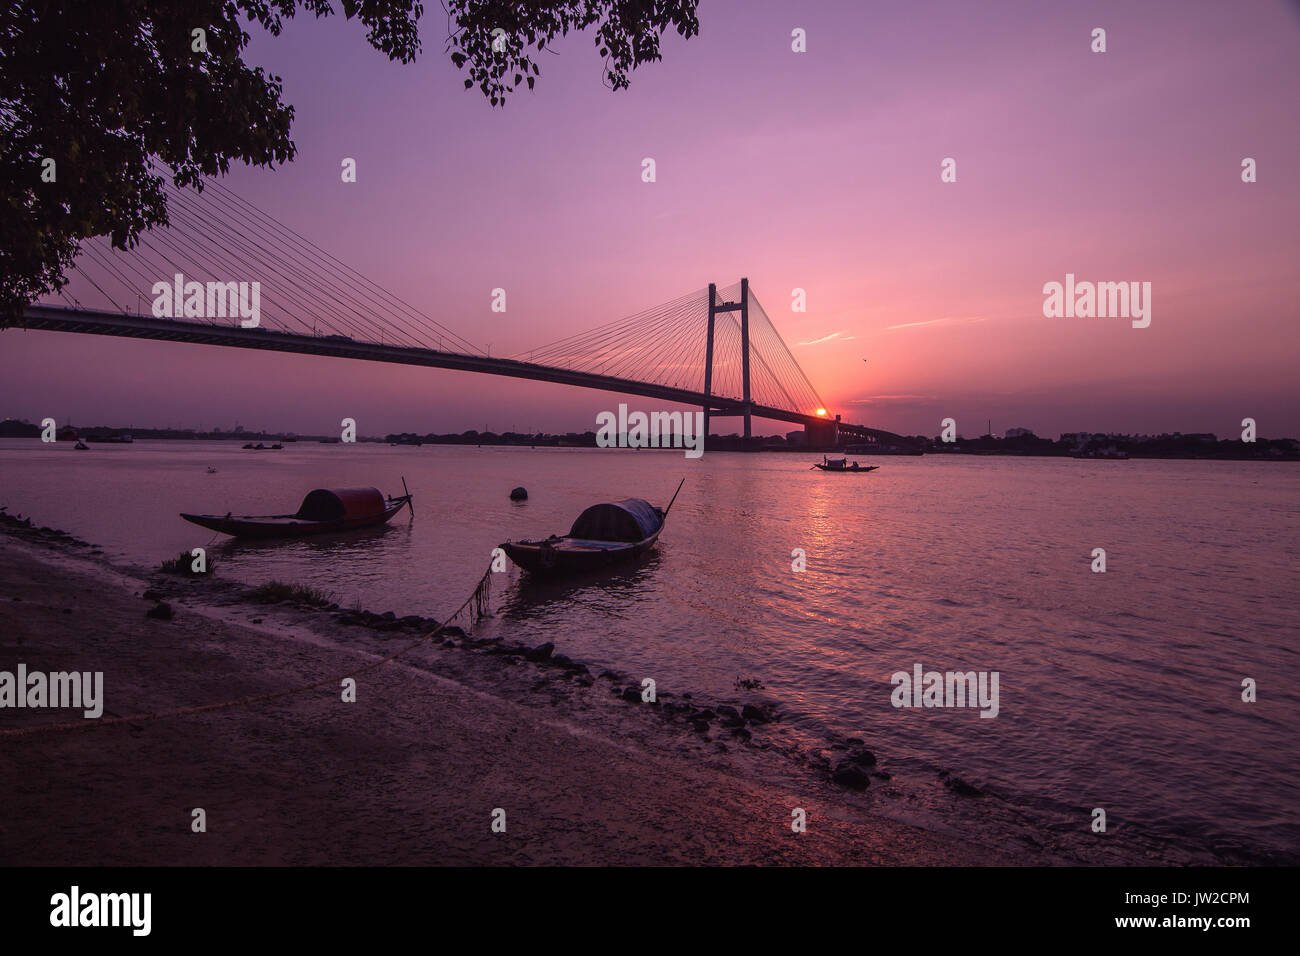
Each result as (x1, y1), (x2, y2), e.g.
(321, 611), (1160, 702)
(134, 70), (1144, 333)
(0, 520), (1005, 866)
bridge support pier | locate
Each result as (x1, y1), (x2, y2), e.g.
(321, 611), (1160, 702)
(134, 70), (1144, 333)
(704, 278), (754, 450)
(740, 277), (751, 443)
(805, 414), (840, 449)
(704, 284), (717, 447)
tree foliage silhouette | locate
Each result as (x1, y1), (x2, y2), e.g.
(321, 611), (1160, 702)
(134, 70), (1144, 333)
(1, 0), (700, 321)
(444, 0), (699, 106)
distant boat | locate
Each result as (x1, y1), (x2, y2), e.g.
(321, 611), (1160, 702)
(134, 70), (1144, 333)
(180, 483), (413, 539)
(73, 439), (89, 450)
(500, 479), (683, 575)
(812, 457), (878, 473)
(206, 467), (218, 474)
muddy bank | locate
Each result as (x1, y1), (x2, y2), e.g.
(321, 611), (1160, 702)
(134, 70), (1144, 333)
(0, 512), (1006, 866)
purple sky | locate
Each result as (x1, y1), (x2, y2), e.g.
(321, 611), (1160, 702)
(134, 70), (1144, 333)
(4, 0), (1299, 438)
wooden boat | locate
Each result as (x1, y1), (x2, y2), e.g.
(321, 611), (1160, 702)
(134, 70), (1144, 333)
(500, 479), (684, 575)
(812, 457), (878, 473)
(180, 482), (413, 539)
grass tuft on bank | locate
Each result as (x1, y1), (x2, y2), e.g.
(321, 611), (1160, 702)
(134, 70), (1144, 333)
(251, 580), (334, 607)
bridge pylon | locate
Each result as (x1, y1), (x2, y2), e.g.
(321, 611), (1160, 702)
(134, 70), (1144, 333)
(705, 278), (752, 447)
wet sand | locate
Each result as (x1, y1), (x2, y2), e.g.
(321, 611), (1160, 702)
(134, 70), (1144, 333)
(0, 527), (1003, 866)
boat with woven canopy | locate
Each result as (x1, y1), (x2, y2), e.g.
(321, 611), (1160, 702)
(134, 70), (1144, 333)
(180, 483), (412, 539)
(500, 480), (683, 574)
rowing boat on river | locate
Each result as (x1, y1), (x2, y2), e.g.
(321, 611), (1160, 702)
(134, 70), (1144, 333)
(180, 483), (413, 539)
(812, 457), (879, 473)
(500, 479), (684, 575)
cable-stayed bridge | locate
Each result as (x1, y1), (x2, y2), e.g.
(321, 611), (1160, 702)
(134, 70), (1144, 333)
(12, 176), (903, 444)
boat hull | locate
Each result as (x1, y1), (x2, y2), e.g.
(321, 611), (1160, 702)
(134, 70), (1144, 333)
(180, 499), (409, 539)
(812, 464), (879, 473)
(501, 527), (662, 575)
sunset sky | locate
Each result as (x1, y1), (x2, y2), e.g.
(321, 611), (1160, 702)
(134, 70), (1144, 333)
(3, 0), (1298, 438)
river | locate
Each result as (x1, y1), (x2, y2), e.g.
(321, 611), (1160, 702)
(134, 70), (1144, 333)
(2, 439), (1296, 864)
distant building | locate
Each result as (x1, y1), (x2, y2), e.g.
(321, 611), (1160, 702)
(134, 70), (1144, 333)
(786, 430), (806, 446)
(1004, 427), (1035, 439)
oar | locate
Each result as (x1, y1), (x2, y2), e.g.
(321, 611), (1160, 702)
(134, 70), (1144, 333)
(402, 476), (414, 516)
(662, 477), (686, 519)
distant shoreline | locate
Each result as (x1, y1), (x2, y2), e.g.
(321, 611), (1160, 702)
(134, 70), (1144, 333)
(2, 422), (1297, 461)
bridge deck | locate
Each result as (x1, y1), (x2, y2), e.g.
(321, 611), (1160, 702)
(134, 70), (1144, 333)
(12, 305), (904, 442)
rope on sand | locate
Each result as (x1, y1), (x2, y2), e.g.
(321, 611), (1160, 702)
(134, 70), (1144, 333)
(0, 563), (494, 739)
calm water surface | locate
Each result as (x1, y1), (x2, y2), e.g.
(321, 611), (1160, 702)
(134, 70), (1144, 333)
(2, 439), (1297, 862)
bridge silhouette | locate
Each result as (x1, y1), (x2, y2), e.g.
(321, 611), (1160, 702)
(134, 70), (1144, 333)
(13, 175), (903, 445)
